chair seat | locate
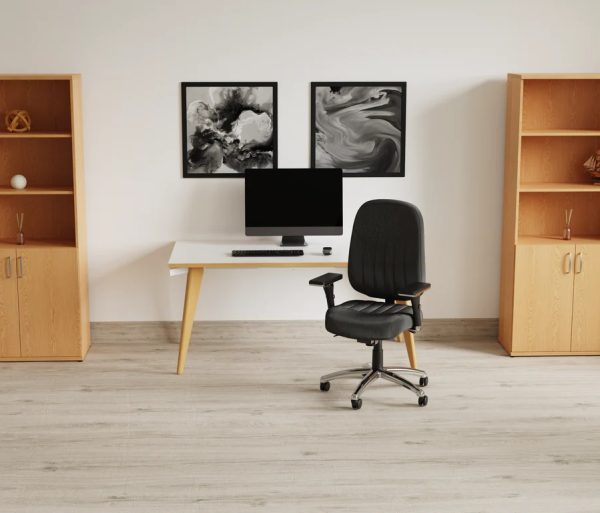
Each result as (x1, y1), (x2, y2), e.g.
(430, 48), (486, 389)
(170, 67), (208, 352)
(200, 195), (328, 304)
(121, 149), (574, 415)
(325, 300), (414, 340)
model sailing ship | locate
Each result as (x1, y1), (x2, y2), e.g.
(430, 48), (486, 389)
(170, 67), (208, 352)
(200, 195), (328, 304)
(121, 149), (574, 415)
(583, 149), (600, 184)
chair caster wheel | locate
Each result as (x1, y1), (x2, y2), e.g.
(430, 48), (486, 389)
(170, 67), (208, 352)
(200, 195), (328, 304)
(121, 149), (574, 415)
(418, 395), (428, 407)
(419, 376), (429, 387)
(351, 398), (362, 410)
(320, 382), (330, 392)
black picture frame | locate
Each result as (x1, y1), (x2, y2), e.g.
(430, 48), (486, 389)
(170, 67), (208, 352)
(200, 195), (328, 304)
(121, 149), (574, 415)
(181, 82), (278, 178)
(310, 82), (407, 177)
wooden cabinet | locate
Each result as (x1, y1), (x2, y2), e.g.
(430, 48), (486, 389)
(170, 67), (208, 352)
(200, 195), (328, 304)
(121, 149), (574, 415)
(500, 74), (600, 356)
(18, 248), (81, 357)
(0, 75), (89, 361)
(571, 245), (600, 352)
(0, 248), (20, 357)
(0, 247), (83, 359)
(511, 242), (600, 354)
(513, 245), (574, 353)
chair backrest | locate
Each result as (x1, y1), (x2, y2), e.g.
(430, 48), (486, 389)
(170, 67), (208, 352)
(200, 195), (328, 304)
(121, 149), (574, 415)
(348, 199), (425, 300)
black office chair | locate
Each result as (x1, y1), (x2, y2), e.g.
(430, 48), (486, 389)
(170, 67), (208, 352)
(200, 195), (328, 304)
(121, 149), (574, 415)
(310, 199), (431, 410)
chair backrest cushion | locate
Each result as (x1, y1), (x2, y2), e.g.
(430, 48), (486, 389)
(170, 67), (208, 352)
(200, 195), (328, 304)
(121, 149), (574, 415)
(348, 199), (425, 300)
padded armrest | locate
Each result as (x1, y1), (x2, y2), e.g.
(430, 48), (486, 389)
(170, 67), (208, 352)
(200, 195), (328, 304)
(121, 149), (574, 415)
(396, 282), (431, 299)
(309, 273), (343, 287)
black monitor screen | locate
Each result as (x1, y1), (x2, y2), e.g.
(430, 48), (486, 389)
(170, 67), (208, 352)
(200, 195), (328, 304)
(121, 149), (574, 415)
(245, 168), (343, 236)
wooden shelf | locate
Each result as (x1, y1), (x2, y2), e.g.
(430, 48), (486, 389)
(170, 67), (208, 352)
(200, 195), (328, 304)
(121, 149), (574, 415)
(0, 74), (88, 362)
(520, 183), (600, 192)
(0, 187), (74, 196)
(0, 131), (71, 139)
(518, 235), (600, 245)
(501, 74), (600, 356)
(522, 130), (600, 137)
(0, 239), (75, 248)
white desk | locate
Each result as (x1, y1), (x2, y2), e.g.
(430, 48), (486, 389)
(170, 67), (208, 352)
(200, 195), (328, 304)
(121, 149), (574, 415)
(168, 240), (348, 374)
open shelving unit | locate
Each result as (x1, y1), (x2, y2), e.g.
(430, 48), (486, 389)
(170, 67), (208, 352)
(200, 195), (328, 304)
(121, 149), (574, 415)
(0, 74), (89, 361)
(499, 74), (600, 357)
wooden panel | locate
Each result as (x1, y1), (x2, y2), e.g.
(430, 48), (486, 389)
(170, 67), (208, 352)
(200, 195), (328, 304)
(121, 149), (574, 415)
(17, 247), (81, 357)
(514, 73), (600, 80)
(70, 76), (91, 355)
(518, 192), (600, 237)
(0, 132), (71, 139)
(520, 136), (600, 184)
(571, 244), (600, 351)
(0, 248), (20, 357)
(498, 75), (523, 353)
(520, 183), (600, 192)
(0, 187), (73, 195)
(0, 196), (75, 243)
(0, 80), (71, 133)
(512, 244), (574, 352)
(522, 79), (600, 130)
(522, 129), (600, 136)
(0, 138), (73, 187)
(518, 235), (600, 245)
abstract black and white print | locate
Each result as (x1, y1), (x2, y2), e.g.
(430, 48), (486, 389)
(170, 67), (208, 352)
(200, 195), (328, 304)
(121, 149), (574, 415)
(311, 82), (406, 176)
(182, 83), (277, 177)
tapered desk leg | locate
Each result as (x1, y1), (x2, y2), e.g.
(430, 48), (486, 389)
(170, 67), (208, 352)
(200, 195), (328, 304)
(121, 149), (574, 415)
(403, 331), (418, 369)
(395, 299), (418, 369)
(177, 267), (204, 375)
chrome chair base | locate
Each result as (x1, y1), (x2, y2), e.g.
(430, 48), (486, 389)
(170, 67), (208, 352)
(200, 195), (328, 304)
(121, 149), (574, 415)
(319, 340), (429, 409)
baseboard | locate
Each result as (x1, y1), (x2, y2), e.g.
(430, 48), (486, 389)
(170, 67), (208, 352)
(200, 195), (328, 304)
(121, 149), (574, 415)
(91, 318), (498, 342)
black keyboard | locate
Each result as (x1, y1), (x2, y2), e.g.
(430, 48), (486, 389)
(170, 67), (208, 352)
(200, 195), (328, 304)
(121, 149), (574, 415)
(232, 249), (304, 257)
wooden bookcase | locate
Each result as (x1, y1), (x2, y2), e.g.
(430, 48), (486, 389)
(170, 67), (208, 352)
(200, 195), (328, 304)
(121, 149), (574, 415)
(0, 75), (90, 361)
(499, 74), (600, 356)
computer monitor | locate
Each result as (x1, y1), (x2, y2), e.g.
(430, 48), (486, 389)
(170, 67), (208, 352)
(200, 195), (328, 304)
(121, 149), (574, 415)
(245, 168), (343, 246)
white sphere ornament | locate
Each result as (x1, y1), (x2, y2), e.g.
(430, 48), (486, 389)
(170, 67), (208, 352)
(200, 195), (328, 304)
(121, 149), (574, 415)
(10, 174), (27, 190)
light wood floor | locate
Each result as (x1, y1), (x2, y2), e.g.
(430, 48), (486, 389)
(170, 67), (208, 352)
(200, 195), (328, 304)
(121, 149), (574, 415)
(1, 321), (600, 512)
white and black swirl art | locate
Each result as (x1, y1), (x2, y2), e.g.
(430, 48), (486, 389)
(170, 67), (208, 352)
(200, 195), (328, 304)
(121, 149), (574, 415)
(182, 82), (277, 177)
(311, 82), (406, 176)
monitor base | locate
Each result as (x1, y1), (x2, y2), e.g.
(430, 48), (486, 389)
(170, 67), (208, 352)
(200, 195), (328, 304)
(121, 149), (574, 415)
(280, 235), (307, 247)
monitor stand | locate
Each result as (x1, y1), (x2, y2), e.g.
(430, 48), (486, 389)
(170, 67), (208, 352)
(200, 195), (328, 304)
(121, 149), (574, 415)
(280, 235), (307, 247)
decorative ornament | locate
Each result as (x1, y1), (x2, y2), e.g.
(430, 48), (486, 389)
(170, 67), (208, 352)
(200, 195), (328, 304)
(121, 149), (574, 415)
(4, 110), (32, 133)
(583, 149), (600, 185)
(563, 209), (573, 241)
(16, 213), (25, 245)
(10, 174), (27, 190)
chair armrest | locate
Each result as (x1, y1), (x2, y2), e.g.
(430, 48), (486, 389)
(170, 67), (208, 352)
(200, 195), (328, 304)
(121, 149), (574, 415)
(396, 282), (431, 332)
(396, 282), (431, 299)
(309, 273), (343, 308)
(309, 273), (343, 287)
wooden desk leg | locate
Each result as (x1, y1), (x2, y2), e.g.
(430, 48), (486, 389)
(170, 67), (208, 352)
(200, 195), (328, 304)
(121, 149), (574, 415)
(177, 267), (204, 375)
(395, 299), (418, 369)
(403, 331), (418, 369)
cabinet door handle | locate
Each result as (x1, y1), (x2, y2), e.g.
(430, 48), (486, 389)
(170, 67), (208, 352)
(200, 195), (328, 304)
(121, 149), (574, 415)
(4, 257), (11, 278)
(564, 253), (572, 274)
(17, 256), (24, 278)
(576, 252), (584, 274)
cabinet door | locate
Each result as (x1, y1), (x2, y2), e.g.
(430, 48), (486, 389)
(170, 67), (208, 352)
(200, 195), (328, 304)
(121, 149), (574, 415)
(0, 249), (20, 357)
(512, 244), (574, 352)
(571, 244), (600, 352)
(17, 248), (81, 358)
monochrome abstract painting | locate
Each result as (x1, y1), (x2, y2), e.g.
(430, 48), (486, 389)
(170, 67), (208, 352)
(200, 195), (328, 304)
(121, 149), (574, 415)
(182, 82), (277, 177)
(311, 82), (406, 176)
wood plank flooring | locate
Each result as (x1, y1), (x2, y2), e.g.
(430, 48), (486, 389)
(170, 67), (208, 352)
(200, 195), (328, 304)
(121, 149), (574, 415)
(1, 321), (600, 512)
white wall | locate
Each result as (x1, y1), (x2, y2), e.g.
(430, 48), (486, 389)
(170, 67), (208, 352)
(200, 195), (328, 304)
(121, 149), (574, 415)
(1, 0), (599, 321)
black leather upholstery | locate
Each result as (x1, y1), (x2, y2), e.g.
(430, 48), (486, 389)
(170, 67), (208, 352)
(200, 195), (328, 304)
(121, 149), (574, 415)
(326, 300), (414, 340)
(319, 199), (427, 341)
(348, 200), (425, 300)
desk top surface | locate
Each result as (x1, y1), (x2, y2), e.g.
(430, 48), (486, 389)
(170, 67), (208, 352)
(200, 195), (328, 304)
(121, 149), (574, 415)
(168, 239), (349, 269)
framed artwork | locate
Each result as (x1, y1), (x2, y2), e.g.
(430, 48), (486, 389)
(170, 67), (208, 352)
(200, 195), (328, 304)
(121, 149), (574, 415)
(181, 82), (277, 177)
(311, 82), (406, 177)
